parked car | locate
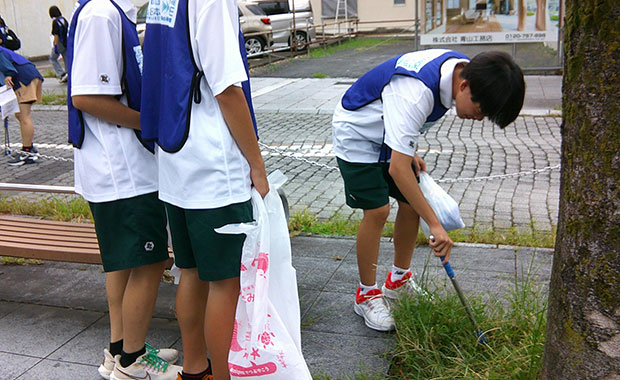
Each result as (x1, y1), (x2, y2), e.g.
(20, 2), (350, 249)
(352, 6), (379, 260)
(239, 1), (274, 55)
(254, 0), (315, 50)
(135, 2), (273, 56)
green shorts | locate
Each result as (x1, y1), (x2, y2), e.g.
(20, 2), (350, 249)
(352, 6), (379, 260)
(165, 200), (253, 282)
(89, 192), (169, 273)
(337, 157), (415, 210)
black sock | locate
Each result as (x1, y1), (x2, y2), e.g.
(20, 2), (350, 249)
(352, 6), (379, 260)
(22, 146), (32, 152)
(120, 346), (146, 368)
(109, 339), (123, 357)
(181, 359), (212, 379)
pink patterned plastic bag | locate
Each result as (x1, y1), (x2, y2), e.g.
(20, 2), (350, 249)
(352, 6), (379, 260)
(216, 171), (312, 379)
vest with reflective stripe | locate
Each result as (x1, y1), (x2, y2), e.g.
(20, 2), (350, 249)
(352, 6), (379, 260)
(141, 0), (257, 153)
(66, 0), (152, 152)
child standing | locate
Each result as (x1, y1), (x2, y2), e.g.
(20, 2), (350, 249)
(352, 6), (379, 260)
(48, 6), (69, 82)
(66, 0), (181, 378)
(141, 0), (269, 379)
(0, 47), (42, 166)
(332, 49), (525, 331)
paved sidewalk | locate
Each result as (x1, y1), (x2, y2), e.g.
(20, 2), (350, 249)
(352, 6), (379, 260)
(0, 237), (553, 379)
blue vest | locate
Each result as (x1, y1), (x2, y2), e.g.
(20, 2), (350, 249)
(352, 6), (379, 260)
(141, 1), (257, 153)
(66, 0), (153, 152)
(342, 50), (468, 161)
(0, 46), (42, 89)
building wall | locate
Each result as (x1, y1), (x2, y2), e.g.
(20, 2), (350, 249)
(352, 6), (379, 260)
(0, 0), (147, 59)
(313, 0), (424, 33)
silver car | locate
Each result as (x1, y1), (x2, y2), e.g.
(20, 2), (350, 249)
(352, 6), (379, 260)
(136, 2), (273, 56)
(254, 0), (315, 50)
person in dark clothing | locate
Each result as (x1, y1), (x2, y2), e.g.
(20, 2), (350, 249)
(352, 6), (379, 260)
(49, 6), (68, 82)
(0, 46), (43, 165)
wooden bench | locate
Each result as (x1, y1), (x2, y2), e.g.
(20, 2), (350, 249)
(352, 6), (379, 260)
(0, 183), (102, 264)
(0, 183), (176, 266)
(0, 215), (101, 264)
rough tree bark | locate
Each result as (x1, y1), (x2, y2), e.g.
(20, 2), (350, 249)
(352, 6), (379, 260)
(535, 0), (546, 30)
(517, 0), (526, 30)
(541, 0), (620, 379)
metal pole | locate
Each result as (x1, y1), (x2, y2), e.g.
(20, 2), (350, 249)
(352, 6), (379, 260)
(415, 0), (419, 51)
(557, 0), (564, 67)
(291, 0), (297, 56)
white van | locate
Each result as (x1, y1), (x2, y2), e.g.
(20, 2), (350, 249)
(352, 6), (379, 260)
(255, 0), (316, 50)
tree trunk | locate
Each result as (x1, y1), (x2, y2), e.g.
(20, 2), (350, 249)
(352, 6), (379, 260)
(541, 0), (620, 379)
(517, 0), (526, 30)
(535, 0), (546, 30)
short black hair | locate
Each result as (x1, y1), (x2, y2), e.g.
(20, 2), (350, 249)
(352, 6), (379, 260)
(460, 51), (525, 128)
(49, 6), (62, 18)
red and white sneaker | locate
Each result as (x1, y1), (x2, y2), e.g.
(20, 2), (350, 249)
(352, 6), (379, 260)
(353, 287), (395, 331)
(382, 271), (428, 299)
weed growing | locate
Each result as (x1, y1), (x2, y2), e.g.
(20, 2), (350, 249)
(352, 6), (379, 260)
(390, 254), (548, 379)
(0, 195), (91, 222)
(41, 90), (67, 105)
(288, 209), (555, 248)
(313, 72), (329, 78)
(309, 38), (398, 59)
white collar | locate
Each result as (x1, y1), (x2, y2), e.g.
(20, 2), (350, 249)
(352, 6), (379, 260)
(439, 58), (469, 109)
(112, 0), (137, 22)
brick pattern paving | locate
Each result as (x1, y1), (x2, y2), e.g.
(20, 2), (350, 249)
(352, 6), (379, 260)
(1, 110), (561, 231)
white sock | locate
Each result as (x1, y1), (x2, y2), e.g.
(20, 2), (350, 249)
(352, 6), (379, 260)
(359, 282), (378, 294)
(391, 265), (410, 282)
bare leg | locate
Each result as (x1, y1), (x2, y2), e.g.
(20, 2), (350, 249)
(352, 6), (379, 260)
(357, 205), (390, 286)
(121, 260), (167, 353)
(176, 268), (209, 373)
(14, 103), (34, 147)
(106, 269), (131, 343)
(393, 201), (420, 269)
(204, 276), (240, 380)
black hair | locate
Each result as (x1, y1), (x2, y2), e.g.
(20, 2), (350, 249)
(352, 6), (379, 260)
(460, 51), (525, 128)
(49, 6), (62, 18)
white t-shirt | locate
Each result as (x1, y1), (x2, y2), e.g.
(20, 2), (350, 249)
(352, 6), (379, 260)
(157, 0), (252, 209)
(332, 53), (469, 163)
(71, 0), (158, 203)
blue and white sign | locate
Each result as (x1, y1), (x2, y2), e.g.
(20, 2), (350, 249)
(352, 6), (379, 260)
(146, 0), (179, 28)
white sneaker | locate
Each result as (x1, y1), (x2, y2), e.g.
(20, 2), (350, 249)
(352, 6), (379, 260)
(145, 343), (179, 364)
(353, 287), (395, 331)
(98, 349), (116, 379)
(382, 271), (429, 299)
(99, 346), (179, 379)
(110, 352), (182, 380)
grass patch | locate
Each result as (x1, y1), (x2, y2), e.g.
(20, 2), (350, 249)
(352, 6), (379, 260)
(312, 72), (329, 78)
(41, 90), (67, 105)
(309, 37), (398, 59)
(0, 195), (92, 222)
(390, 254), (547, 379)
(289, 209), (555, 248)
(42, 70), (57, 78)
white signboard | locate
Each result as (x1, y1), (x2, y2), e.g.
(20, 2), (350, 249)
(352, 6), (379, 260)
(421, 30), (557, 45)
(421, 0), (562, 45)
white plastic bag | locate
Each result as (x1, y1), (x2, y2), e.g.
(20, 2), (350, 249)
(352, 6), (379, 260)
(418, 171), (465, 236)
(216, 170), (312, 380)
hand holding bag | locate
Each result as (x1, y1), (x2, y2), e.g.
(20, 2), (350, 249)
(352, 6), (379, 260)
(216, 170), (312, 379)
(418, 171), (466, 236)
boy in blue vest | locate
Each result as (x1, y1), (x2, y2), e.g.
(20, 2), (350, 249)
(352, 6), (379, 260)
(66, 0), (182, 379)
(141, 0), (268, 379)
(0, 46), (43, 166)
(333, 49), (525, 331)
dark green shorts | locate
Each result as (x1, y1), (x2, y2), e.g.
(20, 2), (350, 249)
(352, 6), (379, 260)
(165, 200), (253, 282)
(337, 157), (413, 210)
(89, 192), (169, 273)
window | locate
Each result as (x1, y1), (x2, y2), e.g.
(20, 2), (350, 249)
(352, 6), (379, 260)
(394, 0), (406, 5)
(258, 1), (290, 15)
(246, 4), (267, 16)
